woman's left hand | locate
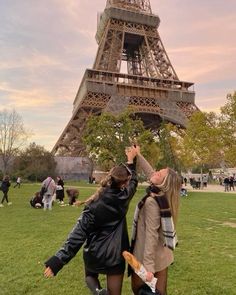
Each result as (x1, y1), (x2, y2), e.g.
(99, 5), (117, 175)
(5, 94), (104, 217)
(125, 146), (137, 162)
(44, 266), (54, 278)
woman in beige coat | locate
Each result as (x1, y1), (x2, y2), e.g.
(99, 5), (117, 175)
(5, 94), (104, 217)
(131, 149), (181, 295)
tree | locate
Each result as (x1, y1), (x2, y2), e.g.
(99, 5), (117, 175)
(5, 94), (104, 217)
(219, 91), (236, 166)
(82, 111), (156, 170)
(0, 109), (30, 173)
(182, 111), (223, 184)
(178, 91), (236, 170)
(155, 122), (185, 172)
(14, 143), (56, 181)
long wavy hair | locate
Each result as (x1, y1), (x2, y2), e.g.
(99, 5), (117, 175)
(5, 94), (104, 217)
(156, 168), (182, 226)
(78, 165), (131, 206)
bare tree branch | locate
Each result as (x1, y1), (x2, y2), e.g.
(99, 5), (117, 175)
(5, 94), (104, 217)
(0, 109), (31, 173)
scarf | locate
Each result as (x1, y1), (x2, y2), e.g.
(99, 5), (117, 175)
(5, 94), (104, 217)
(130, 185), (178, 253)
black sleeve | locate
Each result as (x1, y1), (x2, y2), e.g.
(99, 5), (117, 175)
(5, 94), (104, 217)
(44, 208), (95, 275)
(126, 161), (138, 199)
(44, 256), (64, 275)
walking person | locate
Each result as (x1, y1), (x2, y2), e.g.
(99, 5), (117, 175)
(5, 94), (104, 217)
(130, 148), (182, 295)
(0, 175), (12, 207)
(44, 146), (138, 295)
(41, 176), (56, 211)
(13, 176), (21, 188)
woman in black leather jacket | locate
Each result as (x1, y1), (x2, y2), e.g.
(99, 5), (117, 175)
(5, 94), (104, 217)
(0, 175), (11, 207)
(44, 146), (138, 295)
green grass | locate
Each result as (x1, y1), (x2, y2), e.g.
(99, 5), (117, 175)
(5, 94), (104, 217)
(0, 184), (235, 295)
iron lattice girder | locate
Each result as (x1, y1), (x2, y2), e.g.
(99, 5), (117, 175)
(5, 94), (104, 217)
(106, 0), (152, 13)
(52, 69), (197, 155)
(71, 69), (195, 113)
(95, 8), (177, 79)
(52, 108), (95, 156)
(52, 0), (198, 156)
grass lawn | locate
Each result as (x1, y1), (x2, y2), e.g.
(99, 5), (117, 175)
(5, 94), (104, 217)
(0, 183), (235, 295)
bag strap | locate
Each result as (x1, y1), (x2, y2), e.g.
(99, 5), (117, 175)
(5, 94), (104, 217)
(44, 178), (52, 192)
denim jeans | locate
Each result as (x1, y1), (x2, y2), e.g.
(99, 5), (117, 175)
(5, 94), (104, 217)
(43, 194), (53, 210)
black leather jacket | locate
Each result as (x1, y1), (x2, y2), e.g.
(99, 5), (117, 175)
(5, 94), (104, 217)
(1, 180), (11, 193)
(45, 163), (138, 275)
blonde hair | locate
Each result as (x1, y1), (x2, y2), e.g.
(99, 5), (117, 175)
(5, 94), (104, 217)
(156, 168), (182, 226)
(78, 165), (131, 206)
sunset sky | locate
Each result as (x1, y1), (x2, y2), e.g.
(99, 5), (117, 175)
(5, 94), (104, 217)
(0, 0), (235, 150)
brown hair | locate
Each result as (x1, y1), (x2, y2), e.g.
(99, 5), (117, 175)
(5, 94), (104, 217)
(78, 165), (131, 206)
(3, 175), (10, 181)
(156, 168), (182, 226)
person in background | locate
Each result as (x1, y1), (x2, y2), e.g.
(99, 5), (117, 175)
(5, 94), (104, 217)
(130, 148), (182, 295)
(44, 146), (138, 295)
(30, 191), (44, 209)
(0, 175), (12, 207)
(223, 176), (230, 192)
(56, 176), (65, 204)
(229, 176), (235, 191)
(66, 188), (79, 205)
(180, 186), (188, 197)
(41, 176), (56, 211)
(202, 175), (208, 188)
(183, 177), (187, 186)
(14, 176), (21, 188)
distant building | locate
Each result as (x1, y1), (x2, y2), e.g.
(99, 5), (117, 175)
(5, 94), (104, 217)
(210, 168), (236, 177)
(54, 157), (92, 181)
(0, 156), (93, 181)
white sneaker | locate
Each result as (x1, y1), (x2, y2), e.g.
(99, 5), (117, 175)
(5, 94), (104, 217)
(8, 202), (12, 206)
(96, 289), (107, 295)
(0, 204), (4, 207)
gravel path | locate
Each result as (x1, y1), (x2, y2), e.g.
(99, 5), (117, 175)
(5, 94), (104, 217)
(184, 183), (235, 193)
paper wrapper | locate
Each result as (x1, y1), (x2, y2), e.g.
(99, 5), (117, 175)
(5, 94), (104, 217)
(122, 251), (157, 293)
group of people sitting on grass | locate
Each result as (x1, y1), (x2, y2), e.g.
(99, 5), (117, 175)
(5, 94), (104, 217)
(30, 176), (79, 210)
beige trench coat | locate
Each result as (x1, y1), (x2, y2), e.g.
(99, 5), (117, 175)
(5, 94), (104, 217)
(133, 154), (174, 273)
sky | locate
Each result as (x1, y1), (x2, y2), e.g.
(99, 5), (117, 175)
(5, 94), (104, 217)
(0, 0), (236, 150)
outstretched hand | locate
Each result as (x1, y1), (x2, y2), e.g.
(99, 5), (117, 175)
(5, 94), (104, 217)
(125, 146), (135, 162)
(44, 266), (54, 278)
(125, 145), (140, 163)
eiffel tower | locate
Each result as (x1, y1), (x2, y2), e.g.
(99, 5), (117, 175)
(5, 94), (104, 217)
(52, 0), (198, 156)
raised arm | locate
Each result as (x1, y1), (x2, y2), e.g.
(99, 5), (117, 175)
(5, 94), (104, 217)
(125, 146), (138, 197)
(136, 151), (155, 180)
